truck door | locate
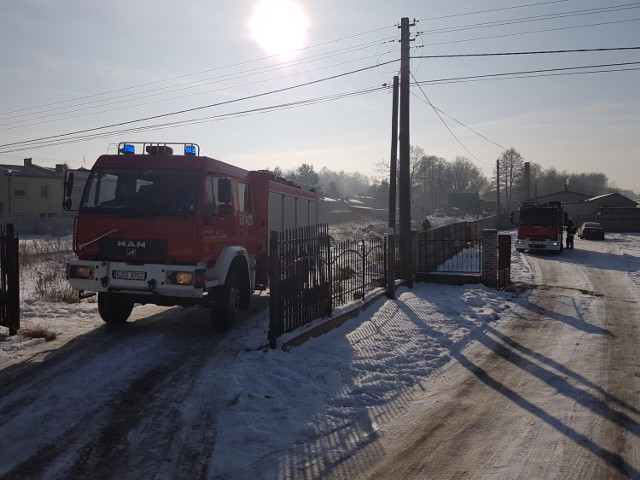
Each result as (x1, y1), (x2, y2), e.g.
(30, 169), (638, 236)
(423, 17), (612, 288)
(237, 181), (257, 255)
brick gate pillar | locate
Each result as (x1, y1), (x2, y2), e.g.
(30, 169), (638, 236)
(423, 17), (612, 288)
(481, 229), (498, 288)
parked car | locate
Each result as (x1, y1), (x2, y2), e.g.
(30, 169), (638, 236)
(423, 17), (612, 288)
(578, 222), (605, 240)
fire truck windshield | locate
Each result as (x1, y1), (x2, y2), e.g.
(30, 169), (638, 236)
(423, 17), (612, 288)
(80, 169), (200, 217)
(520, 211), (559, 226)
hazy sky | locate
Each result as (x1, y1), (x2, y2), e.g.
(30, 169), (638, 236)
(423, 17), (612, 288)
(1, 0), (639, 192)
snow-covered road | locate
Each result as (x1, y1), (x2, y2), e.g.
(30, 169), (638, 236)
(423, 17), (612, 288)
(330, 236), (640, 480)
(1, 233), (639, 479)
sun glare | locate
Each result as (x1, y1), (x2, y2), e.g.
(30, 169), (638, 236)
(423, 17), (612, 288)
(250, 0), (309, 59)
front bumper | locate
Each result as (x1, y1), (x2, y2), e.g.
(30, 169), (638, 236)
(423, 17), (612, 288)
(66, 260), (213, 298)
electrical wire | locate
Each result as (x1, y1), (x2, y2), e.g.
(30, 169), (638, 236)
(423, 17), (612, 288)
(0, 86), (386, 153)
(417, 3), (640, 36)
(411, 46), (640, 58)
(410, 73), (493, 166)
(416, 17), (640, 49)
(0, 27), (398, 118)
(416, 0), (578, 22)
(3, 59), (637, 153)
(0, 37), (398, 126)
(0, 49), (397, 132)
(0, 61), (399, 151)
(412, 61), (640, 86)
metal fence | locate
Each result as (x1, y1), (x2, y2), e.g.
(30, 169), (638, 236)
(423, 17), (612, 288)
(1, 224), (20, 335)
(269, 225), (387, 348)
(415, 222), (482, 274)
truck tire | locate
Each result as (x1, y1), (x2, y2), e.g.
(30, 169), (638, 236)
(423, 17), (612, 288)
(212, 269), (240, 332)
(98, 292), (134, 324)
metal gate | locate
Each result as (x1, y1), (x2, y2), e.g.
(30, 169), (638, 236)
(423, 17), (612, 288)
(268, 225), (387, 348)
(1, 224), (20, 335)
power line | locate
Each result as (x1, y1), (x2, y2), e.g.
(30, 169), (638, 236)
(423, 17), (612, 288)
(0, 86), (386, 153)
(410, 74), (493, 166)
(0, 37), (398, 125)
(2, 2), (632, 122)
(0, 48), (397, 132)
(0, 61), (399, 151)
(411, 46), (640, 58)
(3, 59), (637, 153)
(2, 2), (635, 136)
(416, 3), (640, 36)
(0, 31), (397, 119)
(416, 0), (578, 22)
(412, 61), (640, 86)
(412, 94), (506, 151)
(417, 17), (640, 49)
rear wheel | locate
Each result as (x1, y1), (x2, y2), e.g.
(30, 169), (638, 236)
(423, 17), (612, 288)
(98, 292), (134, 324)
(212, 270), (240, 332)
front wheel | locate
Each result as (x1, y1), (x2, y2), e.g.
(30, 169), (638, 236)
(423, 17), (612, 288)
(212, 270), (240, 332)
(98, 292), (134, 324)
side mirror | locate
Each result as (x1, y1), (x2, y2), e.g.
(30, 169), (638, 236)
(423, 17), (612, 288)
(63, 171), (75, 211)
(64, 171), (75, 198)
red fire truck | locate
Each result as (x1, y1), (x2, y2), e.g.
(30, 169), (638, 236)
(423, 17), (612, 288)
(63, 142), (318, 331)
(510, 201), (565, 253)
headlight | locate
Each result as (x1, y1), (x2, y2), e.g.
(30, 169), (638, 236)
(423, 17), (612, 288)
(170, 271), (194, 285)
(68, 265), (93, 279)
(550, 242), (559, 246)
(516, 240), (524, 245)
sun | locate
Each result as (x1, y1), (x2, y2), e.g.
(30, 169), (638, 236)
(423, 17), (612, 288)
(249, 0), (309, 59)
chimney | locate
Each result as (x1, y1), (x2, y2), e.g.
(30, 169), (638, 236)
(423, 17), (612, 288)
(523, 162), (530, 201)
(55, 164), (65, 176)
(24, 157), (33, 166)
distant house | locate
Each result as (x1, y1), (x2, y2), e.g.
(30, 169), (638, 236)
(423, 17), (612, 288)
(529, 189), (591, 203)
(562, 192), (639, 231)
(0, 158), (72, 235)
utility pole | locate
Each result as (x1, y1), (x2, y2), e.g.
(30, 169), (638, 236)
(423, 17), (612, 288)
(387, 75), (399, 299)
(399, 17), (413, 288)
(388, 75), (399, 231)
(496, 159), (500, 228)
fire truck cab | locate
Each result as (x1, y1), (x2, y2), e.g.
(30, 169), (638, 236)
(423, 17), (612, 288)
(63, 142), (318, 331)
(510, 201), (564, 253)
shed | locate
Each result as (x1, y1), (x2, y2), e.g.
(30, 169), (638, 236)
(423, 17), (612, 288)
(563, 193), (639, 230)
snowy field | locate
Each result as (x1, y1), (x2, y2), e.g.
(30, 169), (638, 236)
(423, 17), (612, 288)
(1, 231), (640, 478)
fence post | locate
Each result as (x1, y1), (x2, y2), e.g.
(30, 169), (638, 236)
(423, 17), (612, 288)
(1, 223), (20, 336)
(481, 229), (498, 288)
(386, 234), (395, 299)
(268, 230), (280, 349)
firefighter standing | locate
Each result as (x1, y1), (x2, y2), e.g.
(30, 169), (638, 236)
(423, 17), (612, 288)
(566, 221), (577, 249)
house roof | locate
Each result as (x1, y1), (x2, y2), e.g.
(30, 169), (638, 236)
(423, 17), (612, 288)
(585, 192), (638, 205)
(0, 163), (62, 179)
(530, 190), (591, 202)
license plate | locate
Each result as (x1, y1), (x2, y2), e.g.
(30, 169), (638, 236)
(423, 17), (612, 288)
(112, 270), (147, 281)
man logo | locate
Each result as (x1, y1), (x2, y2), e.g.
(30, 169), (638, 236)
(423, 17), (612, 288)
(118, 240), (146, 248)
(127, 249), (137, 256)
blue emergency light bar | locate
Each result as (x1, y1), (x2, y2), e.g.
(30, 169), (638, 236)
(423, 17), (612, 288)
(117, 141), (200, 156)
(121, 143), (135, 154)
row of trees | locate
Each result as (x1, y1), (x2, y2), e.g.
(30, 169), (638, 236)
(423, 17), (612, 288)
(495, 147), (634, 213)
(272, 146), (634, 216)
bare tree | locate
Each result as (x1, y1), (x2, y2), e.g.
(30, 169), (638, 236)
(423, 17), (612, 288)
(496, 147), (524, 211)
(450, 156), (487, 193)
